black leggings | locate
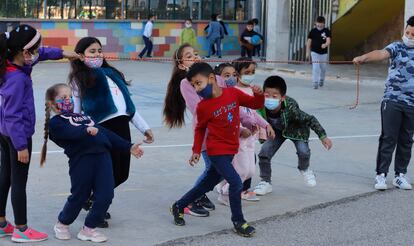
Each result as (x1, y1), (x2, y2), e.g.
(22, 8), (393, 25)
(100, 116), (131, 188)
(0, 135), (32, 225)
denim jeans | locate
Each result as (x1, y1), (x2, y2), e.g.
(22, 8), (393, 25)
(177, 154), (244, 222)
(258, 132), (311, 183)
(193, 151), (212, 187)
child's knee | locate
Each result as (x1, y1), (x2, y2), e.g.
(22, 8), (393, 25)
(297, 148), (311, 160)
(228, 176), (243, 192)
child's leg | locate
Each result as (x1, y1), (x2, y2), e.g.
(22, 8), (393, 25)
(376, 101), (403, 175)
(243, 178), (252, 192)
(310, 52), (321, 85)
(394, 105), (414, 175)
(258, 134), (286, 183)
(193, 151), (212, 187)
(241, 46), (246, 57)
(0, 135), (12, 221)
(209, 155), (244, 223)
(319, 53), (328, 83)
(216, 38), (222, 57)
(85, 153), (114, 228)
(58, 157), (95, 226)
(293, 140), (311, 171)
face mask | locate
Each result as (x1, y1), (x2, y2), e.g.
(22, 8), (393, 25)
(316, 26), (324, 31)
(56, 98), (74, 114)
(224, 76), (237, 87)
(217, 18), (222, 22)
(24, 52), (39, 66)
(402, 35), (414, 48)
(84, 57), (103, 68)
(264, 98), (280, 110)
(241, 74), (255, 85)
(185, 23), (192, 28)
(197, 83), (213, 99)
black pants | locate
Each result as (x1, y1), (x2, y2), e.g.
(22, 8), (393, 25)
(139, 36), (153, 58)
(100, 116), (131, 188)
(241, 46), (252, 58)
(376, 101), (414, 175)
(0, 135), (32, 225)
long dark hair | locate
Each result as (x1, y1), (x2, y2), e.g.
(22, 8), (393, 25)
(0, 24), (41, 85)
(163, 43), (192, 128)
(232, 57), (257, 74)
(68, 37), (127, 96)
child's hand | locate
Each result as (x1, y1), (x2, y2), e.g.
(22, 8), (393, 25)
(130, 143), (144, 158)
(251, 85), (263, 95)
(87, 127), (99, 136)
(63, 51), (81, 61)
(266, 124), (275, 139)
(321, 43), (328, 49)
(240, 128), (252, 138)
(143, 129), (154, 144)
(352, 56), (365, 64)
(189, 153), (200, 166)
(18, 149), (30, 164)
(321, 137), (332, 150)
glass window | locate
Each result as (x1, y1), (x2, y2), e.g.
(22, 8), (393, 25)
(223, 0), (235, 20)
(235, 0), (247, 21)
(149, 0), (173, 20)
(201, 0), (211, 20)
(0, 0), (41, 18)
(191, 0), (200, 20)
(104, 0), (122, 19)
(126, 0), (148, 19)
(175, 0), (190, 20)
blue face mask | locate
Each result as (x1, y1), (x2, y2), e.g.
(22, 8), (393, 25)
(197, 83), (213, 99)
(241, 74), (255, 86)
(264, 98), (280, 110)
(224, 76), (237, 87)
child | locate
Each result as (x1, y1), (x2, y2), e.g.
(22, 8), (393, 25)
(139, 14), (156, 59)
(213, 62), (274, 204)
(0, 24), (78, 243)
(253, 76), (332, 196)
(170, 62), (264, 237)
(205, 14), (224, 58)
(251, 18), (262, 58)
(181, 19), (196, 47)
(41, 83), (143, 243)
(353, 16), (414, 191)
(240, 20), (263, 58)
(69, 37), (153, 227)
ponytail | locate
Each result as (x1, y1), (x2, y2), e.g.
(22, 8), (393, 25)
(40, 102), (51, 166)
(0, 33), (9, 85)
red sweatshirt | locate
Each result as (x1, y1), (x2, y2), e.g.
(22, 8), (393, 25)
(193, 87), (264, 156)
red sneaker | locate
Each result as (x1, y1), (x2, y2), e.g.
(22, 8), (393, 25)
(11, 227), (48, 243)
(0, 221), (14, 237)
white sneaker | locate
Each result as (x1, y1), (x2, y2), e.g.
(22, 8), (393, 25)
(217, 194), (230, 206)
(54, 222), (71, 240)
(393, 173), (412, 190)
(375, 173), (387, 190)
(301, 169), (316, 187)
(241, 191), (260, 201)
(253, 181), (272, 196)
(77, 226), (107, 243)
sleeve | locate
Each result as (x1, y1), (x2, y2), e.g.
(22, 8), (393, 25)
(49, 117), (89, 140)
(221, 22), (228, 35)
(180, 30), (184, 45)
(204, 24), (210, 32)
(307, 114), (327, 140)
(191, 30), (197, 47)
(307, 30), (313, 39)
(72, 83), (82, 114)
(253, 111), (269, 128)
(131, 111), (150, 134)
(192, 104), (208, 154)
(384, 42), (397, 59)
(239, 109), (255, 129)
(326, 29), (331, 38)
(180, 78), (201, 115)
(38, 47), (64, 61)
(207, 23), (212, 37)
(98, 126), (133, 151)
(1, 78), (28, 150)
(149, 22), (153, 37)
(235, 88), (264, 110)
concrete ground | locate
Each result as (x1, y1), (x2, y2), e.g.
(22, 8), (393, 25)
(0, 59), (412, 246)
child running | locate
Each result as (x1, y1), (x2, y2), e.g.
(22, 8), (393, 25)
(41, 83), (143, 243)
(170, 62), (264, 237)
(253, 76), (333, 196)
(0, 24), (78, 243)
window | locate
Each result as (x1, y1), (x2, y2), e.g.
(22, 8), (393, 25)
(235, 0), (247, 21)
(200, 0), (211, 20)
(175, 0), (190, 20)
(149, 0), (172, 20)
(126, 0), (148, 19)
(223, 0), (235, 20)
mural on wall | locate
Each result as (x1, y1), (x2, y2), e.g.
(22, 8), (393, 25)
(15, 20), (245, 58)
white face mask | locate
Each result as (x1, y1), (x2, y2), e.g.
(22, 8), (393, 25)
(185, 23), (192, 28)
(241, 74), (255, 86)
(217, 18), (222, 22)
(402, 35), (414, 48)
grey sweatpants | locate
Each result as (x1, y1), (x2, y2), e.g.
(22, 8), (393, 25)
(311, 51), (328, 84)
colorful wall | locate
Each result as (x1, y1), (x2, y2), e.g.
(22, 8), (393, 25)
(0, 20), (246, 58)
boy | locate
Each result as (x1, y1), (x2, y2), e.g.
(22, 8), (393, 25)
(240, 20), (263, 58)
(254, 76), (332, 195)
(170, 62), (264, 237)
(353, 16), (414, 191)
(138, 14), (156, 59)
(306, 16), (331, 89)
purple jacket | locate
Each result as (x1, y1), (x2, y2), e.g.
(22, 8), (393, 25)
(0, 47), (63, 150)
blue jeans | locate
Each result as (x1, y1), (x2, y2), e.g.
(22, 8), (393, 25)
(193, 151), (212, 187)
(208, 38), (221, 57)
(177, 154), (244, 223)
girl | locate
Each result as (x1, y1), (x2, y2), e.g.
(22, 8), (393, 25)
(180, 19), (196, 46)
(41, 83), (143, 243)
(213, 62), (274, 204)
(0, 24), (78, 243)
(68, 37), (153, 227)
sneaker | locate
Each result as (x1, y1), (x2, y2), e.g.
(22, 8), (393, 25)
(11, 227), (48, 243)
(217, 194), (230, 206)
(313, 83), (319, 89)
(0, 221), (14, 238)
(241, 191), (260, 201)
(105, 212), (111, 220)
(301, 169), (317, 187)
(393, 173), (412, 190)
(319, 81), (324, 87)
(54, 221), (71, 240)
(96, 220), (109, 228)
(233, 221), (256, 237)
(197, 194), (215, 211)
(253, 181), (272, 196)
(375, 173), (388, 190)
(184, 202), (209, 217)
(170, 202), (185, 226)
(77, 226), (107, 243)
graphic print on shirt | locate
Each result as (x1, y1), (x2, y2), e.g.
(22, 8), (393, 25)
(213, 101), (237, 123)
(60, 114), (95, 127)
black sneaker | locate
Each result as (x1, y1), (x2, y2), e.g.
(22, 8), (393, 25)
(96, 220), (109, 228)
(185, 202), (209, 217)
(197, 194), (215, 211)
(170, 202), (185, 226)
(105, 212), (111, 220)
(233, 221), (255, 237)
